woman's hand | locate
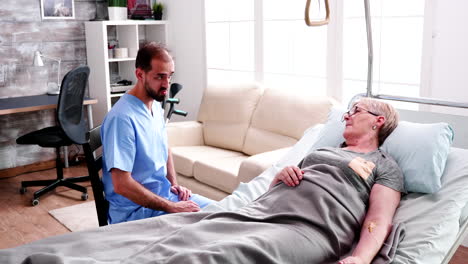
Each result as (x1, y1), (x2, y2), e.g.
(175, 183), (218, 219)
(270, 166), (304, 188)
(338, 256), (366, 264)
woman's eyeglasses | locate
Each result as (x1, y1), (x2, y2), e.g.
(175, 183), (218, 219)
(342, 105), (379, 121)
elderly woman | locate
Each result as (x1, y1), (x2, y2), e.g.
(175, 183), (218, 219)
(0, 98), (404, 264)
(271, 97), (403, 264)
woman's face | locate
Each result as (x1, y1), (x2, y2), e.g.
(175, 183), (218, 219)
(342, 102), (379, 141)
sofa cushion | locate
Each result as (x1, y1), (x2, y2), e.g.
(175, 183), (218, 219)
(241, 128), (297, 155)
(193, 155), (248, 193)
(242, 87), (335, 155)
(171, 146), (243, 177)
(166, 121), (204, 147)
(176, 174), (229, 201)
(197, 82), (264, 152)
(238, 147), (292, 183)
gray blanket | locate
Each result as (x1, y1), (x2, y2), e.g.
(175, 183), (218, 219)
(0, 164), (403, 264)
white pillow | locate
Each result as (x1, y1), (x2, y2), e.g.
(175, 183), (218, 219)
(305, 107), (345, 151)
(381, 121), (453, 193)
(307, 108), (454, 193)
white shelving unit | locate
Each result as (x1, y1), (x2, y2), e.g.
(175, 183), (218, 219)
(85, 20), (168, 127)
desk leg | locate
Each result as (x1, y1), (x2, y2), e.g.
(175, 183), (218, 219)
(87, 104), (94, 129)
(64, 146), (69, 168)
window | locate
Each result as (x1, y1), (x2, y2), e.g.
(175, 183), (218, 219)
(263, 0), (327, 95)
(205, 0), (255, 83)
(341, 0), (425, 108)
(205, 0), (328, 95)
(205, 0), (427, 107)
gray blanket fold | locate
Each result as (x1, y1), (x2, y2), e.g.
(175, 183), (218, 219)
(1, 165), (403, 264)
(373, 222), (406, 264)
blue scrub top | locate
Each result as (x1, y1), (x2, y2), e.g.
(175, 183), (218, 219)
(101, 93), (173, 223)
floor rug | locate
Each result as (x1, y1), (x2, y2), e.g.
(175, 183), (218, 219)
(49, 201), (99, 232)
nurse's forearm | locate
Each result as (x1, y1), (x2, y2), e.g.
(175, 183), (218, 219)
(111, 168), (173, 211)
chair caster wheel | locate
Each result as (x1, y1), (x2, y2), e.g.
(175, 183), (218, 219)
(81, 193), (88, 201)
(20, 187), (27, 194)
(32, 199), (39, 206)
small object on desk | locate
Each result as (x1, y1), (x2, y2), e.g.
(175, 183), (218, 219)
(33, 51), (61, 94)
(47, 82), (60, 95)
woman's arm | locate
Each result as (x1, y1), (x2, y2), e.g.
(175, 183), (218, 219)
(339, 184), (401, 264)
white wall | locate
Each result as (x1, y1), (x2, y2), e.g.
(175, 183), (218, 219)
(429, 0), (468, 116)
(165, 0), (207, 122)
(429, 2), (468, 246)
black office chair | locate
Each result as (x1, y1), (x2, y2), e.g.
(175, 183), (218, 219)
(17, 66), (91, 206)
(83, 125), (108, 226)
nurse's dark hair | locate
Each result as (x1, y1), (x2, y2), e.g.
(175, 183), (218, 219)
(135, 42), (172, 72)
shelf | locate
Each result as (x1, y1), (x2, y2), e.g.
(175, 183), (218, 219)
(110, 84), (133, 93)
(108, 58), (136, 62)
(85, 20), (168, 127)
(90, 20), (168, 26)
(110, 93), (126, 98)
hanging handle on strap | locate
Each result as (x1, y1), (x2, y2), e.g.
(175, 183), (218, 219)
(305, 0), (330, 27)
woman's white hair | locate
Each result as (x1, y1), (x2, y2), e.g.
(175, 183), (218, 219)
(354, 97), (399, 146)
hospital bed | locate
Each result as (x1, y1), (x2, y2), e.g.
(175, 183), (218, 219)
(0, 102), (466, 264)
(204, 106), (468, 264)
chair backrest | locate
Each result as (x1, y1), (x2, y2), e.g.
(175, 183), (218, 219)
(58, 65), (90, 145)
(82, 125), (108, 226)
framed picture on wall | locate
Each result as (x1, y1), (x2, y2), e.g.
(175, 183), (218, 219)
(41, 0), (75, 20)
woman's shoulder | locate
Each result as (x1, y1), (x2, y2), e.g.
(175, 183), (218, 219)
(377, 148), (396, 161)
(376, 149), (402, 172)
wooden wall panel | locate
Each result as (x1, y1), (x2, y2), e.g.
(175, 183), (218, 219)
(0, 0), (42, 22)
(0, 0), (106, 171)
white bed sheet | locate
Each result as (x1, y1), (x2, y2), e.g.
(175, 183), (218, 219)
(392, 147), (468, 264)
(203, 126), (468, 264)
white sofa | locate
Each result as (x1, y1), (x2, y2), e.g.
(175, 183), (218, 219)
(167, 83), (336, 201)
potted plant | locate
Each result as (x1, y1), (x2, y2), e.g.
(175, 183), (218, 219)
(108, 0), (128, 20)
(152, 2), (164, 20)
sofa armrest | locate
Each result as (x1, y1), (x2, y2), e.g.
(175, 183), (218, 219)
(167, 121), (205, 147)
(238, 147), (292, 183)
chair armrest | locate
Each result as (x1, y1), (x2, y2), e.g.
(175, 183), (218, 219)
(167, 121), (205, 147)
(238, 147), (292, 183)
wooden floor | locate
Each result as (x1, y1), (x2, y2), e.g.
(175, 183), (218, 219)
(0, 164), (467, 264)
(0, 163), (94, 249)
